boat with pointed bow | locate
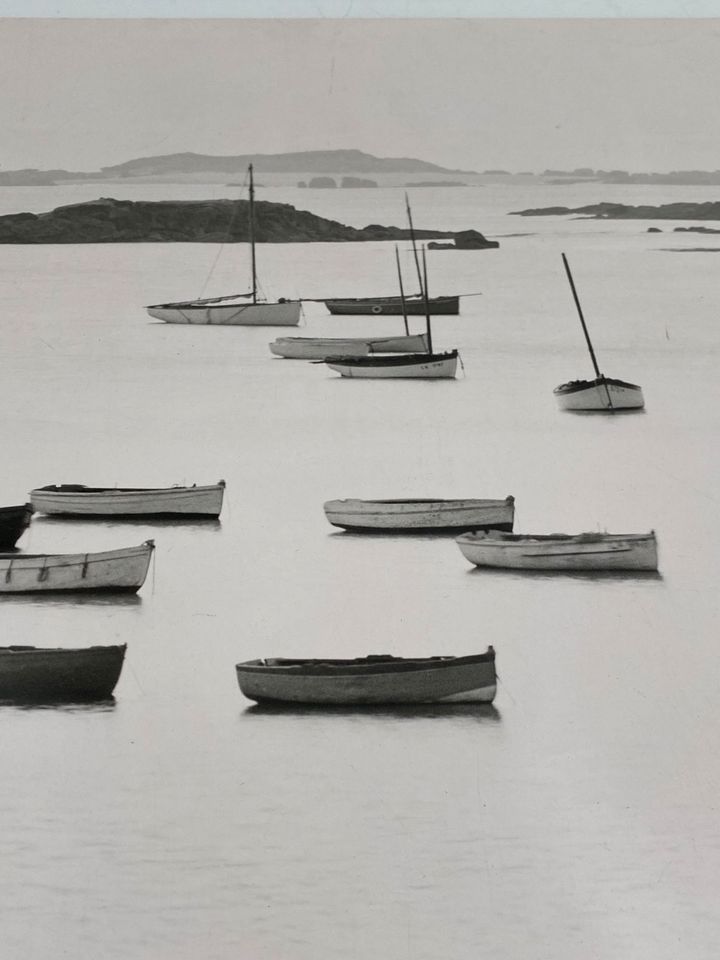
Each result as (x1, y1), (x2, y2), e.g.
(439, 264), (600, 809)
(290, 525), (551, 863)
(236, 648), (497, 705)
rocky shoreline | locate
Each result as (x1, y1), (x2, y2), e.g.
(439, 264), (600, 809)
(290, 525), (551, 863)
(511, 201), (720, 220)
(0, 197), (499, 246)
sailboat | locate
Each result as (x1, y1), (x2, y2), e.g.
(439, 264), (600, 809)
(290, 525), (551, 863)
(269, 245), (429, 359)
(554, 253), (644, 411)
(145, 164), (301, 326)
(324, 201), (459, 379)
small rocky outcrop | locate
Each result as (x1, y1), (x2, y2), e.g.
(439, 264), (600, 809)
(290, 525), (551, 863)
(428, 229), (498, 250)
(341, 177), (377, 188)
(307, 177), (336, 188)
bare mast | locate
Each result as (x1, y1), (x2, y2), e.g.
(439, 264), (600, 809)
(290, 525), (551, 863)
(248, 164), (257, 304)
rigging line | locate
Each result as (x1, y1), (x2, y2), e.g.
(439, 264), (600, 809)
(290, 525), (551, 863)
(198, 169), (250, 298)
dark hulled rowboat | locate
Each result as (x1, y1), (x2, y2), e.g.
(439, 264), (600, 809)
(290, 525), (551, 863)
(324, 295), (459, 316)
(0, 644), (126, 702)
(236, 648), (497, 705)
(0, 504), (34, 550)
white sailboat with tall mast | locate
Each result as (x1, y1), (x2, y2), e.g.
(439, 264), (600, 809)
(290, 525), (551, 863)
(146, 164), (301, 326)
(554, 253), (644, 411)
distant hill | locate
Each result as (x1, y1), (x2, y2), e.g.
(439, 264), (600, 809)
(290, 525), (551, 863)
(0, 150), (476, 186)
(100, 149), (475, 178)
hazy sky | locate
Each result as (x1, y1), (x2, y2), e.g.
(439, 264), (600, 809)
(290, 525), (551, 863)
(2, 18), (720, 172)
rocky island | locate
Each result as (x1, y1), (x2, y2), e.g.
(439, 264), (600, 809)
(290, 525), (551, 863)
(0, 197), (498, 246)
(511, 201), (720, 220)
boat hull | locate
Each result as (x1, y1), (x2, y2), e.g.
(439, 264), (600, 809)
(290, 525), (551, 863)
(324, 497), (514, 533)
(554, 377), (644, 411)
(325, 296), (459, 316)
(456, 531), (658, 571)
(0, 541), (155, 593)
(326, 351), (458, 379)
(147, 300), (301, 326)
(0, 644), (126, 702)
(0, 504), (34, 550)
(269, 333), (429, 359)
(236, 651), (496, 705)
(30, 483), (224, 518)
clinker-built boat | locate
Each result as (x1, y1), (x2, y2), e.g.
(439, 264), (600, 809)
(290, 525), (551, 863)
(269, 333), (429, 360)
(0, 541), (155, 593)
(30, 482), (225, 518)
(0, 644), (127, 702)
(456, 530), (658, 572)
(236, 648), (497, 705)
(324, 496), (514, 533)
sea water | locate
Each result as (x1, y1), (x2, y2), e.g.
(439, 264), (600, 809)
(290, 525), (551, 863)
(0, 181), (718, 960)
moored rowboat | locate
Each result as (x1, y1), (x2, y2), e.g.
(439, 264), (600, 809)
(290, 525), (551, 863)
(0, 504), (34, 549)
(236, 648), (497, 705)
(456, 530), (658, 571)
(325, 350), (458, 379)
(30, 482), (225, 518)
(554, 377), (644, 411)
(269, 333), (428, 359)
(324, 295), (459, 316)
(0, 644), (126, 702)
(0, 541), (155, 593)
(324, 497), (515, 533)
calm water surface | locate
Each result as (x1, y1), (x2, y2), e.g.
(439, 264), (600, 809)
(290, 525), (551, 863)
(0, 183), (718, 959)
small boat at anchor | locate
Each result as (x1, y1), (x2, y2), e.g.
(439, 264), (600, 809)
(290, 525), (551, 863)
(0, 644), (126, 703)
(324, 295), (459, 316)
(30, 481), (225, 518)
(325, 350), (459, 379)
(146, 164), (300, 326)
(236, 648), (497, 705)
(324, 496), (514, 533)
(0, 504), (34, 549)
(456, 530), (658, 572)
(269, 333), (428, 360)
(0, 541), (155, 594)
(554, 253), (644, 411)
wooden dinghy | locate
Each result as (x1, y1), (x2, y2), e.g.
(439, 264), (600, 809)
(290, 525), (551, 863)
(456, 530), (658, 572)
(236, 648), (497, 705)
(325, 349), (459, 379)
(30, 481), (225, 518)
(555, 253), (644, 411)
(324, 295), (459, 316)
(0, 504), (34, 550)
(554, 376), (644, 411)
(269, 333), (428, 360)
(0, 644), (126, 702)
(0, 541), (155, 593)
(323, 496), (515, 533)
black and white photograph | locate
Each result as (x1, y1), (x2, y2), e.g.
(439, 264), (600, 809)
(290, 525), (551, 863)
(1, 5), (719, 958)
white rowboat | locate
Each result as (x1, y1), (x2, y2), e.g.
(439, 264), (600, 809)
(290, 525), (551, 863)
(325, 350), (458, 379)
(324, 497), (514, 533)
(456, 531), (658, 571)
(0, 541), (155, 593)
(236, 648), (497, 705)
(30, 482), (225, 518)
(269, 333), (428, 359)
